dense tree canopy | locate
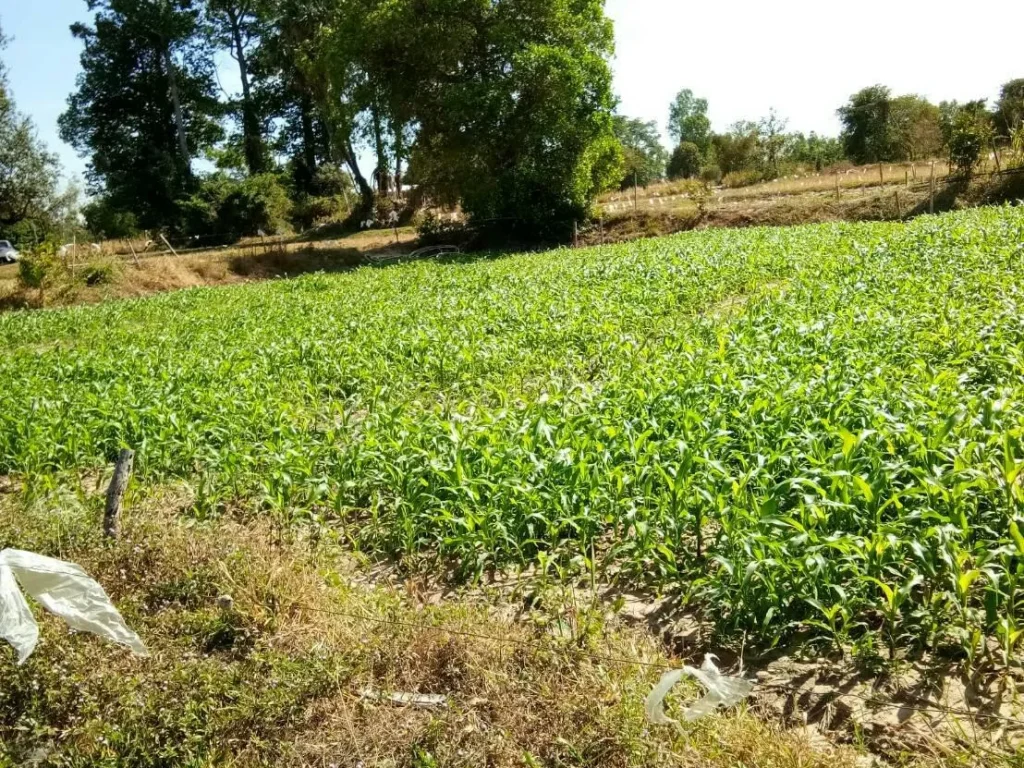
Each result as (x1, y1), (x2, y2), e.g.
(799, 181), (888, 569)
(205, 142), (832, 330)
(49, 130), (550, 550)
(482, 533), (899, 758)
(667, 88), (710, 152)
(0, 24), (75, 242)
(60, 0), (223, 231)
(667, 142), (701, 180)
(996, 79), (1024, 136)
(58, 0), (621, 240)
(402, 0), (622, 237)
(42, 1), (1024, 242)
(613, 116), (667, 189)
(838, 85), (895, 165)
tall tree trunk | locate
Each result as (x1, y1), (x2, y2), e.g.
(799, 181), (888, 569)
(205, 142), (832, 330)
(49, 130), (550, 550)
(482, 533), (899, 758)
(162, 48), (192, 177)
(371, 103), (389, 196)
(227, 7), (264, 175)
(323, 117), (373, 209)
(343, 135), (374, 209)
(394, 122), (404, 200)
(299, 91), (318, 189)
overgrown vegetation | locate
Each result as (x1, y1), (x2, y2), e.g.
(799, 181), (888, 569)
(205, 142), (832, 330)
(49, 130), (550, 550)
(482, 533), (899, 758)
(2, 208), (1024, 669)
(1, 486), (870, 767)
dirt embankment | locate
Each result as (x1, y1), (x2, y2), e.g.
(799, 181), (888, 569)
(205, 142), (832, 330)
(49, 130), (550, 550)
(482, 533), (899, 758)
(0, 229), (418, 311)
(584, 171), (1024, 247)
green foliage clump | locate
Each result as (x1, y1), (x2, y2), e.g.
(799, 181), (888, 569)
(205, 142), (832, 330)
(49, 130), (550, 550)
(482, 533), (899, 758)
(945, 102), (994, 176)
(613, 116), (668, 190)
(83, 197), (139, 240)
(16, 253), (52, 292)
(668, 89), (711, 152)
(179, 173), (292, 240)
(667, 142), (702, 180)
(400, 0), (623, 239)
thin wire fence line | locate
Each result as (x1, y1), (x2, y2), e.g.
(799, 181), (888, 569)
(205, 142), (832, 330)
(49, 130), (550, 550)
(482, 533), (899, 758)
(284, 598), (1024, 728)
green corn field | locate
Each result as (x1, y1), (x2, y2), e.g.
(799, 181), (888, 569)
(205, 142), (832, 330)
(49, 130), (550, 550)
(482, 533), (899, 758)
(2, 207), (1024, 659)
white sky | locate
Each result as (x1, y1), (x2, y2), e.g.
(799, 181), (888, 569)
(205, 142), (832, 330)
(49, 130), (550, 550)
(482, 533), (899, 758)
(607, 0), (1024, 142)
(4, 0), (1024, 183)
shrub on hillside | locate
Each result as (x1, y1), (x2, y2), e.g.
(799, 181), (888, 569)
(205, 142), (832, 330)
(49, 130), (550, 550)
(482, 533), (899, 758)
(84, 199), (139, 240)
(701, 164), (723, 184)
(722, 170), (765, 189)
(667, 142), (702, 180)
(17, 249), (63, 304)
(178, 173), (293, 241)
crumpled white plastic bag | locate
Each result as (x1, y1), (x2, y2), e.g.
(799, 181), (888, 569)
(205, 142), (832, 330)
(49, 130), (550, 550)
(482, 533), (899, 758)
(0, 549), (148, 664)
(645, 654), (754, 726)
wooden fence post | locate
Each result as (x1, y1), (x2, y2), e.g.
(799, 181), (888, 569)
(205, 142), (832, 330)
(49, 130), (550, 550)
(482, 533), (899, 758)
(104, 449), (135, 540)
(160, 234), (180, 257)
(929, 163), (936, 214)
(879, 163), (884, 185)
(127, 239), (141, 268)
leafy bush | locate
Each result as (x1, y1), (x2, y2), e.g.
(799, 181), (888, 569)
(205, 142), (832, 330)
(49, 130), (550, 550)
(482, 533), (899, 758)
(700, 164), (723, 184)
(16, 249), (62, 303)
(416, 211), (467, 246)
(722, 170), (765, 189)
(84, 198), (139, 240)
(218, 174), (292, 237)
(178, 173), (293, 241)
(667, 142), (702, 180)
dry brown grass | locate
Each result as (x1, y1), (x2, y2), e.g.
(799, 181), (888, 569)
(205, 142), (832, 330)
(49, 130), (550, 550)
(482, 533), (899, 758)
(0, 481), (876, 768)
(598, 160), (967, 219)
(0, 228), (419, 312)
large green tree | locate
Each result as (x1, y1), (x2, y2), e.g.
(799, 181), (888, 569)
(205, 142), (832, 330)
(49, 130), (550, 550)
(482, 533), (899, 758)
(666, 142), (701, 180)
(60, 0), (223, 231)
(667, 88), (708, 153)
(889, 95), (942, 161)
(996, 79), (1024, 137)
(0, 24), (68, 240)
(405, 0), (622, 237)
(613, 116), (667, 189)
(667, 88), (710, 153)
(943, 100), (994, 175)
(838, 85), (895, 165)
(710, 121), (759, 176)
(757, 109), (788, 176)
(204, 0), (268, 176)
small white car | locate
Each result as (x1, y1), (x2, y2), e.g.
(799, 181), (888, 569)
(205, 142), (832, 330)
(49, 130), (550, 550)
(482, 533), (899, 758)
(0, 240), (19, 264)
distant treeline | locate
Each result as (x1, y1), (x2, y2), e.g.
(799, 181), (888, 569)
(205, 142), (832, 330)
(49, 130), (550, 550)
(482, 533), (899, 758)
(1, 2), (1022, 248)
(616, 82), (1024, 191)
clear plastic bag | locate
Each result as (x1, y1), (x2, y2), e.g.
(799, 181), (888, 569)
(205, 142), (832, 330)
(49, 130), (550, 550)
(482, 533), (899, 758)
(645, 654), (754, 726)
(0, 549), (148, 664)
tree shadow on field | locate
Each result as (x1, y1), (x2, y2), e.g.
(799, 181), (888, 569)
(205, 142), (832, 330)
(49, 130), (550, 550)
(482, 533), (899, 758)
(227, 245), (373, 278)
(906, 176), (970, 217)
